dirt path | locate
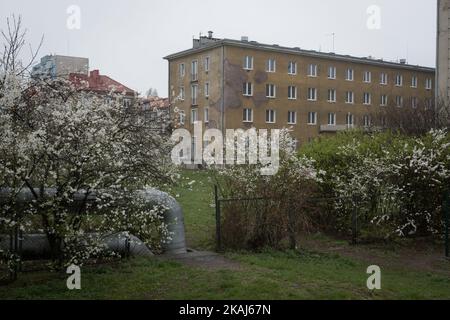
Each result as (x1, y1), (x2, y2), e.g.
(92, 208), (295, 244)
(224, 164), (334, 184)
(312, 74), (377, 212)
(160, 250), (242, 271)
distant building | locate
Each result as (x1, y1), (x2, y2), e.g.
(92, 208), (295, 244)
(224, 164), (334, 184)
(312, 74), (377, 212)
(139, 96), (171, 133)
(69, 70), (137, 106)
(437, 0), (450, 107)
(31, 55), (89, 79)
(164, 32), (435, 144)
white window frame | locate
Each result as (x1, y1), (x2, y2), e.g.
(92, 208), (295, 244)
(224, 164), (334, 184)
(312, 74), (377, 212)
(266, 84), (276, 98)
(363, 71), (372, 83)
(380, 72), (388, 85)
(307, 88), (317, 101)
(179, 110), (185, 125)
(396, 95), (403, 107)
(363, 92), (372, 105)
(191, 60), (198, 81)
(346, 113), (354, 128)
(328, 113), (336, 126)
(244, 56), (254, 70)
(266, 59), (276, 72)
(425, 78), (433, 90)
(346, 68), (354, 81)
(191, 84), (198, 105)
(204, 107), (209, 123)
(243, 108), (253, 122)
(345, 91), (354, 104)
(327, 89), (336, 103)
(287, 111), (297, 125)
(308, 64), (318, 77)
(307, 112), (317, 125)
(395, 74), (403, 87)
(363, 115), (371, 127)
(204, 56), (210, 72)
(380, 94), (388, 106)
(191, 108), (198, 124)
(266, 109), (276, 123)
(328, 66), (336, 79)
(179, 63), (185, 77)
(288, 61), (297, 75)
(288, 86), (297, 100)
(243, 82), (253, 96)
(179, 86), (185, 101)
(205, 82), (210, 98)
(411, 75), (418, 88)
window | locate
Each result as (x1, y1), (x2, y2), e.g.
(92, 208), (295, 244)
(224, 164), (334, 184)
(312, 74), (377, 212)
(345, 91), (354, 104)
(363, 92), (371, 105)
(191, 84), (198, 105)
(307, 88), (317, 101)
(266, 59), (276, 72)
(204, 108), (209, 123)
(179, 110), (185, 125)
(123, 98), (131, 108)
(381, 116), (387, 128)
(307, 112), (317, 125)
(244, 56), (253, 70)
(191, 108), (198, 124)
(380, 94), (388, 106)
(395, 74), (403, 86)
(327, 89), (336, 102)
(205, 82), (210, 97)
(380, 72), (388, 85)
(411, 75), (417, 88)
(266, 84), (276, 98)
(243, 82), (253, 96)
(328, 113), (336, 126)
(411, 97), (418, 108)
(288, 86), (297, 100)
(328, 66), (336, 79)
(266, 109), (276, 123)
(396, 96), (403, 107)
(425, 98), (434, 109)
(191, 60), (198, 81)
(363, 71), (372, 83)
(288, 111), (297, 124)
(363, 115), (371, 127)
(288, 61), (297, 75)
(179, 63), (185, 77)
(346, 113), (354, 127)
(308, 64), (318, 77)
(425, 78), (433, 90)
(243, 108), (253, 122)
(204, 57), (210, 72)
(346, 68), (354, 81)
(179, 86), (185, 100)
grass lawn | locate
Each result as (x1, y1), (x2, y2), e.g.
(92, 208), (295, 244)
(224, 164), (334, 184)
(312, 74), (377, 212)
(0, 170), (449, 300)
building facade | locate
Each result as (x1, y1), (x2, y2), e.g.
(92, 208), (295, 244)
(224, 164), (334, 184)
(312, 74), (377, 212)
(32, 55), (89, 79)
(165, 34), (435, 144)
(437, 0), (450, 107)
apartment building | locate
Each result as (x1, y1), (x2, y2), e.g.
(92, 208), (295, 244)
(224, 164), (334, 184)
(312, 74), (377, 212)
(437, 0), (450, 106)
(164, 33), (435, 143)
(32, 55), (89, 79)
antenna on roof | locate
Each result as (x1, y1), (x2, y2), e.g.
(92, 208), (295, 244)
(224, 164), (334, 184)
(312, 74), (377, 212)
(325, 32), (335, 53)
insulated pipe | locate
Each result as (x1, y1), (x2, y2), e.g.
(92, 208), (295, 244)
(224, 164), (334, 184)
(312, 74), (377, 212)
(0, 188), (187, 256)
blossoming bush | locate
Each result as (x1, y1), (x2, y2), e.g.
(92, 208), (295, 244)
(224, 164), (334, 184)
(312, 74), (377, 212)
(0, 74), (178, 269)
(302, 130), (450, 240)
(213, 130), (324, 250)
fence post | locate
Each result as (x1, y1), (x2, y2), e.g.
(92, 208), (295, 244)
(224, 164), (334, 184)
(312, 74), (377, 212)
(214, 185), (222, 252)
(444, 192), (449, 259)
(351, 196), (359, 245)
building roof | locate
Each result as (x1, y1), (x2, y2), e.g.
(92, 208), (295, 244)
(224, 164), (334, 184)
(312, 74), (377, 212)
(69, 70), (136, 96)
(164, 37), (435, 73)
(139, 97), (170, 109)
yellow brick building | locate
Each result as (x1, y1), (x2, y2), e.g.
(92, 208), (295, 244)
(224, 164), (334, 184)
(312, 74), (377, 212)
(164, 33), (435, 144)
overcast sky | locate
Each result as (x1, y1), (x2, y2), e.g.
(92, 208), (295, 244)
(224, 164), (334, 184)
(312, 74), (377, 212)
(1, 0), (438, 97)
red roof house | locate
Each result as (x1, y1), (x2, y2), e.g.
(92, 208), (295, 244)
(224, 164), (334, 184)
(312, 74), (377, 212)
(69, 70), (136, 97)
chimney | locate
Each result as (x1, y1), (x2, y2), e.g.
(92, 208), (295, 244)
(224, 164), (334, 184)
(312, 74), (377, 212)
(208, 31), (213, 39)
(90, 70), (100, 78)
(241, 36), (249, 42)
(400, 59), (407, 64)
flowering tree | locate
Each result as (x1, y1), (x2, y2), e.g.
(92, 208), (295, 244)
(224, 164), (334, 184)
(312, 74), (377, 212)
(0, 16), (177, 268)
